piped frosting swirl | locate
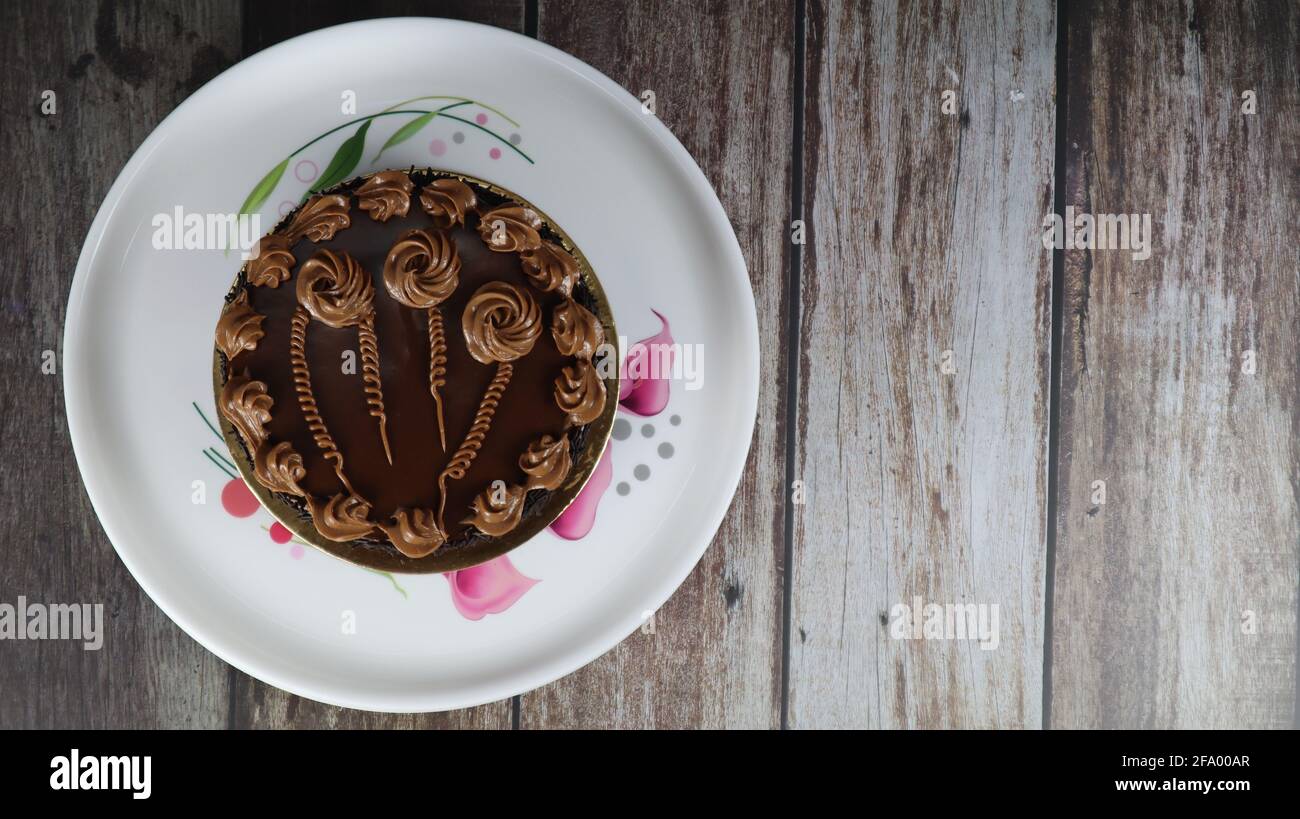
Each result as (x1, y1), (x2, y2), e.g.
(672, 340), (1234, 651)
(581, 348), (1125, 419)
(296, 249), (374, 328)
(216, 290), (265, 361)
(519, 433), (572, 491)
(462, 482), (527, 536)
(285, 194), (351, 243)
(254, 441), (307, 496)
(246, 235), (295, 288)
(356, 171), (414, 222)
(552, 298), (604, 360)
(462, 281), (542, 364)
(383, 228), (459, 308)
(478, 205), (543, 253)
(379, 508), (446, 558)
(521, 241), (579, 295)
(307, 493), (375, 541)
(219, 373), (273, 451)
(554, 360), (606, 427)
(419, 178), (478, 228)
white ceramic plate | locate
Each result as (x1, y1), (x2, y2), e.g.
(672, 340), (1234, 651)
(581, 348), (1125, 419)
(65, 18), (757, 712)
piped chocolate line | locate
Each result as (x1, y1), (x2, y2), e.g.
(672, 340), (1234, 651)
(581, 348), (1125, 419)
(357, 309), (392, 464)
(290, 306), (355, 495)
(436, 361), (513, 532)
(428, 306), (448, 452)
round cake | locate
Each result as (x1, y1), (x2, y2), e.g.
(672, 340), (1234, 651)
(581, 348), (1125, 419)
(213, 169), (616, 571)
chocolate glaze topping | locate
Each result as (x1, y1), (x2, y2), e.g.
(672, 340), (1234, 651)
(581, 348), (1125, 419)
(217, 170), (607, 558)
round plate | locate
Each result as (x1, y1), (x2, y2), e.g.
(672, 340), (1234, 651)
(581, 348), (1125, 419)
(65, 18), (758, 712)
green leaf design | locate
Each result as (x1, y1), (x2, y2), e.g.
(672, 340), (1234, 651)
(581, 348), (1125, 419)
(238, 158), (289, 216)
(373, 112), (435, 161)
(309, 120), (371, 196)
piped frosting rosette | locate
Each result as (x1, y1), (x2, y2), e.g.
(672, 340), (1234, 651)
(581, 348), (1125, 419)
(462, 281), (542, 364)
(296, 249), (374, 328)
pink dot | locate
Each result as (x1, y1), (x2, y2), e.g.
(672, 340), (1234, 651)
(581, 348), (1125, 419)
(429, 138), (447, 157)
(269, 522), (292, 544)
(278, 200), (296, 216)
(290, 544), (305, 560)
(489, 147), (501, 160)
(293, 159), (318, 183)
(221, 479), (259, 518)
(475, 113), (488, 125)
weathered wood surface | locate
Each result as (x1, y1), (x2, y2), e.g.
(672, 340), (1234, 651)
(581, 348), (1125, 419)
(239, 0), (524, 56)
(788, 0), (1056, 728)
(1049, 0), (1299, 730)
(518, 0), (792, 729)
(3, 0), (1296, 730)
(0, 0), (242, 729)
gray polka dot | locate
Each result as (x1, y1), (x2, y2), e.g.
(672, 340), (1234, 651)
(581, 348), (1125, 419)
(616, 482), (631, 496)
(641, 423), (655, 438)
(658, 442), (674, 459)
(509, 132), (522, 145)
(452, 132), (465, 144)
(612, 419), (631, 440)
(670, 414), (682, 426)
(633, 464), (650, 481)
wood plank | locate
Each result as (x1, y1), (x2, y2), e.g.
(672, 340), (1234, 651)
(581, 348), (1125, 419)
(789, 0), (1055, 728)
(229, 681), (510, 728)
(240, 0), (524, 56)
(1050, 0), (1299, 729)
(0, 0), (243, 728)
(230, 0), (523, 729)
(519, 0), (792, 728)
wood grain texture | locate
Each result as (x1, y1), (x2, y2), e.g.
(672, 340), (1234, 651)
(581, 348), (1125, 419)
(229, 0), (524, 729)
(240, 0), (523, 56)
(518, 0), (792, 728)
(788, 0), (1055, 728)
(9, 0), (1296, 730)
(1050, 0), (1299, 729)
(0, 0), (243, 729)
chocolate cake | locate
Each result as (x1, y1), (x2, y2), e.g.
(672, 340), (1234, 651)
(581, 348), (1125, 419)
(214, 169), (615, 569)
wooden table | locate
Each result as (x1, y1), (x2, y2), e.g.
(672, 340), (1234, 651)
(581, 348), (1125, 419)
(1, 0), (1295, 729)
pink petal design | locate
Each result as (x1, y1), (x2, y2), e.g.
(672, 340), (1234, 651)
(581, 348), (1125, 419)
(443, 556), (539, 620)
(619, 310), (673, 416)
(549, 442), (612, 540)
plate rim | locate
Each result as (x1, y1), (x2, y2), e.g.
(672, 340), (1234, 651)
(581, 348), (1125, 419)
(63, 17), (760, 713)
